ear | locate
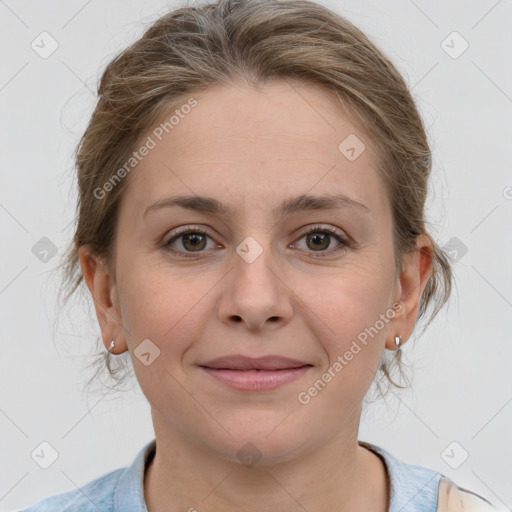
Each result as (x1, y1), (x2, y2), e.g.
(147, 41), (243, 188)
(78, 246), (126, 354)
(386, 234), (434, 350)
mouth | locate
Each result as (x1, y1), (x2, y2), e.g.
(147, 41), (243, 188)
(198, 355), (313, 391)
(200, 354), (312, 371)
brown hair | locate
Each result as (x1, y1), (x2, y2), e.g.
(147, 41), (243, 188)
(59, 0), (452, 399)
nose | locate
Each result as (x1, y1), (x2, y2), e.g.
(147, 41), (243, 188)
(217, 235), (294, 332)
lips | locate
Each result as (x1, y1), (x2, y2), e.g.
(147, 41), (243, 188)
(198, 355), (313, 391)
(199, 355), (312, 371)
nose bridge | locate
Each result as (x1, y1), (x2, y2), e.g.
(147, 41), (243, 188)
(233, 231), (278, 295)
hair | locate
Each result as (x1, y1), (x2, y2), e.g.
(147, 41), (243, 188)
(58, 0), (452, 401)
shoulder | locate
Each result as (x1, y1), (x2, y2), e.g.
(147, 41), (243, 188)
(17, 467), (124, 512)
(359, 441), (505, 512)
(437, 476), (508, 512)
(18, 439), (156, 512)
(360, 441), (443, 511)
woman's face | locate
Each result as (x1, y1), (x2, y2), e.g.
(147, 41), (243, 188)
(83, 79), (428, 464)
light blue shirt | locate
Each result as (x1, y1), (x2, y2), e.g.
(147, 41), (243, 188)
(17, 439), (491, 511)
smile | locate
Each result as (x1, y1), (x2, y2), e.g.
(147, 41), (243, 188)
(199, 366), (312, 391)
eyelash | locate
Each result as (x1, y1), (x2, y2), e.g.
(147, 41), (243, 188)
(162, 224), (350, 259)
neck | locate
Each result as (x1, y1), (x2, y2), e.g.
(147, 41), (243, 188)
(143, 419), (389, 512)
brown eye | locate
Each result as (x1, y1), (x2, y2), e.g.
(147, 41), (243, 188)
(163, 227), (217, 256)
(305, 232), (331, 251)
(180, 232), (207, 251)
(292, 225), (349, 257)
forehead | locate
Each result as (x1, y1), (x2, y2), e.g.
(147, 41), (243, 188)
(120, 80), (389, 220)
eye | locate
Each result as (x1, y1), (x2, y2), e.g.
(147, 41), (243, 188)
(291, 225), (349, 257)
(163, 227), (219, 257)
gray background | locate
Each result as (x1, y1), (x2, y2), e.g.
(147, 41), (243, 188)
(1, 0), (511, 510)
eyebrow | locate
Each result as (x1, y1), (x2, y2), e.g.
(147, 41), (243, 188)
(143, 192), (371, 219)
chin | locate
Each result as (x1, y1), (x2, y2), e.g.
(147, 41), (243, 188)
(201, 414), (313, 467)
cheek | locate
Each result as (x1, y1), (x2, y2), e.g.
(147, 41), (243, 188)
(301, 257), (394, 366)
(116, 261), (215, 355)
(296, 269), (393, 414)
(115, 267), (208, 407)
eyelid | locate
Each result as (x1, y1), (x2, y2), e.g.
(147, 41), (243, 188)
(163, 224), (215, 241)
(296, 223), (347, 239)
(162, 225), (218, 248)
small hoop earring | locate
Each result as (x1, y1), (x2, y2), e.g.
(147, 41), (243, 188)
(394, 335), (402, 348)
(107, 340), (115, 353)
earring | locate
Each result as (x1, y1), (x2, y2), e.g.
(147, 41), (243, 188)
(107, 340), (115, 353)
(394, 335), (402, 348)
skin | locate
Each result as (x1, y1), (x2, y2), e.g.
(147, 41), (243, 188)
(80, 79), (433, 512)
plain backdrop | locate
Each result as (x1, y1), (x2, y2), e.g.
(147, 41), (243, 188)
(1, 0), (511, 510)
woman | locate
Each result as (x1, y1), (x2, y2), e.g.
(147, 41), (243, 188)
(20, 0), (505, 510)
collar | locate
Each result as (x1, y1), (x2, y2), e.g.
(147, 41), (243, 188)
(113, 438), (156, 512)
